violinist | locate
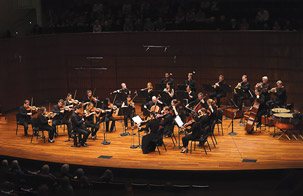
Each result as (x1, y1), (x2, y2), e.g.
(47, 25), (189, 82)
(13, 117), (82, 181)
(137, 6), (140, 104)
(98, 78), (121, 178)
(18, 100), (38, 137)
(267, 80), (287, 109)
(37, 107), (55, 143)
(158, 106), (174, 138)
(169, 99), (179, 118)
(101, 98), (116, 133)
(140, 112), (160, 154)
(161, 72), (174, 90)
(255, 76), (271, 102)
(186, 86), (197, 104)
(141, 82), (154, 103)
(163, 82), (175, 106)
(71, 105), (91, 147)
(83, 90), (98, 105)
(181, 108), (209, 153)
(255, 88), (267, 128)
(84, 102), (100, 139)
(207, 99), (218, 124)
(185, 73), (196, 92)
(121, 95), (135, 130)
(65, 93), (78, 107)
(209, 75), (227, 108)
(52, 99), (72, 141)
(233, 75), (253, 111)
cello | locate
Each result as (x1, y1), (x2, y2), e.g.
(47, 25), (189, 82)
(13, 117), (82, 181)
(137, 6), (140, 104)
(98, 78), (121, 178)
(245, 99), (260, 133)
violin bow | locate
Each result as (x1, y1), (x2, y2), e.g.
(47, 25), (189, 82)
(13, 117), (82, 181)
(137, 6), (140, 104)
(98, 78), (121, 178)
(30, 97), (34, 113)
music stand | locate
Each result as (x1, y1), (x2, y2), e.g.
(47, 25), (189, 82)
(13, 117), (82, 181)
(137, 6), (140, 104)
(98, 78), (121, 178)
(155, 83), (163, 90)
(160, 91), (171, 105)
(177, 84), (186, 91)
(100, 117), (111, 145)
(174, 116), (184, 149)
(227, 99), (238, 136)
(176, 90), (188, 103)
(119, 106), (131, 136)
(202, 84), (215, 93)
(131, 115), (143, 149)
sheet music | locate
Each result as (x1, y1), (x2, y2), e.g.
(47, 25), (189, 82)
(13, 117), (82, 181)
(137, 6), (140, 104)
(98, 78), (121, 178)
(174, 115), (184, 128)
(132, 115), (143, 125)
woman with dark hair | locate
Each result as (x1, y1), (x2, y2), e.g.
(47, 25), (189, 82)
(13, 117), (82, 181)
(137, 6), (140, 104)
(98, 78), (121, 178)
(101, 98), (116, 133)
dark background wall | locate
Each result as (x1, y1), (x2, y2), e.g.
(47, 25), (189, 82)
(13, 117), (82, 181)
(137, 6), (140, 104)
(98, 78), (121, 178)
(0, 31), (302, 111)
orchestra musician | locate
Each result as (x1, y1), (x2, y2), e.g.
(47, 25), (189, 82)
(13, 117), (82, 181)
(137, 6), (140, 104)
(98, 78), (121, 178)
(140, 112), (160, 154)
(255, 88), (267, 128)
(158, 106), (174, 137)
(37, 107), (55, 143)
(163, 82), (175, 105)
(65, 93), (79, 107)
(209, 75), (227, 108)
(144, 96), (164, 114)
(186, 86), (197, 104)
(18, 99), (38, 137)
(52, 99), (72, 141)
(207, 99), (218, 123)
(71, 105), (91, 147)
(101, 98), (116, 133)
(141, 82), (154, 103)
(187, 92), (208, 109)
(84, 102), (100, 140)
(255, 76), (271, 102)
(181, 108), (210, 153)
(169, 99), (179, 118)
(267, 80), (287, 109)
(185, 73), (196, 92)
(233, 75), (254, 111)
(83, 90), (98, 105)
(121, 95), (135, 130)
(161, 72), (174, 90)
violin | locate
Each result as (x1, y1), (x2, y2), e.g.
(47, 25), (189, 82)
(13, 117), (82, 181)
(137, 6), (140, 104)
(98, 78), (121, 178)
(25, 106), (40, 111)
(89, 96), (99, 102)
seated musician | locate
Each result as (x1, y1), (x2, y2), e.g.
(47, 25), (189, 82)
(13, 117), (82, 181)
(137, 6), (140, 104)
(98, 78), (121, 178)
(209, 75), (227, 108)
(158, 106), (174, 138)
(187, 92), (208, 109)
(71, 105), (91, 147)
(181, 108), (209, 153)
(37, 107), (55, 143)
(207, 99), (218, 124)
(101, 98), (116, 133)
(267, 80), (287, 109)
(255, 89), (267, 128)
(65, 93), (77, 107)
(84, 102), (100, 140)
(161, 72), (174, 90)
(144, 96), (164, 114)
(140, 113), (160, 154)
(163, 82), (175, 106)
(186, 86), (197, 105)
(83, 90), (98, 105)
(121, 95), (135, 130)
(52, 99), (72, 141)
(141, 82), (154, 103)
(233, 75), (254, 111)
(19, 100), (38, 137)
(185, 73), (196, 92)
(255, 76), (271, 103)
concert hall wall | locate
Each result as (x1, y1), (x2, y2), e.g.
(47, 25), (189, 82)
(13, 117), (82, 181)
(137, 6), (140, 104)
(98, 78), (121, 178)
(0, 31), (302, 111)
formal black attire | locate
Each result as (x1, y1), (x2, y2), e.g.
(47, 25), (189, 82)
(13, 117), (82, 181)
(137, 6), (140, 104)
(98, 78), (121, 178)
(233, 82), (254, 110)
(188, 91), (197, 104)
(37, 113), (55, 140)
(159, 113), (174, 136)
(122, 101), (135, 128)
(71, 112), (91, 144)
(267, 87), (287, 108)
(161, 77), (174, 89)
(52, 105), (72, 138)
(256, 94), (267, 125)
(141, 118), (161, 154)
(84, 111), (99, 137)
(185, 79), (196, 92)
(101, 104), (116, 132)
(188, 98), (208, 109)
(209, 80), (227, 107)
(18, 106), (36, 136)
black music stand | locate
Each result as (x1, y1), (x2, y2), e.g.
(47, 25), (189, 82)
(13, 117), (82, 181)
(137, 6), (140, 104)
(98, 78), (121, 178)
(177, 84), (186, 91)
(160, 91), (171, 106)
(176, 90), (188, 104)
(100, 117), (111, 145)
(234, 88), (246, 126)
(155, 83), (163, 90)
(119, 106), (131, 136)
(227, 99), (238, 136)
(137, 89), (148, 99)
(202, 84), (215, 93)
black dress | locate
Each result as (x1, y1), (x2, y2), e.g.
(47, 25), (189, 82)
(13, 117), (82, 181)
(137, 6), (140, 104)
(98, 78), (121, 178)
(141, 119), (160, 154)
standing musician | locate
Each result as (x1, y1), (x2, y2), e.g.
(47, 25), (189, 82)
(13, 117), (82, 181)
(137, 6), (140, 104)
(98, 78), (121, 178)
(207, 99), (218, 124)
(181, 108), (210, 153)
(255, 76), (271, 103)
(83, 90), (98, 105)
(71, 105), (91, 147)
(186, 86), (197, 104)
(267, 80), (287, 109)
(233, 75), (254, 111)
(101, 98), (116, 133)
(112, 83), (131, 107)
(120, 83), (131, 95)
(144, 96), (165, 115)
(140, 113), (160, 154)
(210, 75), (227, 108)
(158, 106), (174, 137)
(185, 73), (196, 92)
(141, 82), (154, 103)
(52, 99), (72, 141)
(37, 107), (55, 143)
(121, 95), (135, 130)
(161, 72), (174, 90)
(18, 100), (38, 137)
(84, 102), (100, 139)
(163, 82), (175, 106)
(255, 88), (267, 128)
(187, 92), (208, 109)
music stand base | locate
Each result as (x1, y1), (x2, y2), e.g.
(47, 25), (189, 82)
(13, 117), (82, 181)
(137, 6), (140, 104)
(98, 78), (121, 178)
(120, 132), (130, 136)
(228, 132), (238, 136)
(130, 145), (138, 149)
(101, 140), (111, 145)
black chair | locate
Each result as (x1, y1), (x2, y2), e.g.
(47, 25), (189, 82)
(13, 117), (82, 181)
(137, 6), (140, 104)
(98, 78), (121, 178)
(209, 120), (217, 148)
(71, 130), (81, 147)
(190, 126), (211, 155)
(30, 118), (46, 143)
(216, 109), (224, 135)
(16, 113), (25, 135)
(152, 129), (167, 155)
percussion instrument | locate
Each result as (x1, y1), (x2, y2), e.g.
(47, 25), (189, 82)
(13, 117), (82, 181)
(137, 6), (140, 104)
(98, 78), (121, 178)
(273, 113), (294, 139)
(271, 108), (290, 113)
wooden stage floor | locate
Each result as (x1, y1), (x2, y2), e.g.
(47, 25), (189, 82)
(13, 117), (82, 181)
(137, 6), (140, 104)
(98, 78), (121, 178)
(0, 110), (303, 171)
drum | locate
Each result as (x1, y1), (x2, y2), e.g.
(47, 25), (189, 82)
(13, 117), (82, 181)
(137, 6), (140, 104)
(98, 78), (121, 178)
(273, 113), (294, 130)
(271, 108), (290, 113)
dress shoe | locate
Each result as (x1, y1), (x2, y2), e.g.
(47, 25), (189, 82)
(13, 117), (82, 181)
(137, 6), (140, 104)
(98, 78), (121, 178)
(180, 149), (188, 153)
(81, 143), (88, 147)
(64, 138), (71, 142)
(48, 139), (55, 143)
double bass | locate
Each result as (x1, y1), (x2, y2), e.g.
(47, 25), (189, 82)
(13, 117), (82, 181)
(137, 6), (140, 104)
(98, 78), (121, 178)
(245, 100), (260, 133)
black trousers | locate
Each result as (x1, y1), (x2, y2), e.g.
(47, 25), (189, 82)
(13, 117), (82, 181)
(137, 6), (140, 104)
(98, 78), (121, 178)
(40, 125), (55, 140)
(124, 114), (134, 128)
(21, 121), (31, 135)
(105, 116), (115, 132)
(233, 94), (254, 110)
(74, 127), (91, 143)
(142, 133), (157, 154)
(210, 93), (226, 107)
(85, 121), (99, 136)
(256, 108), (268, 124)
(182, 134), (200, 148)
(52, 119), (72, 138)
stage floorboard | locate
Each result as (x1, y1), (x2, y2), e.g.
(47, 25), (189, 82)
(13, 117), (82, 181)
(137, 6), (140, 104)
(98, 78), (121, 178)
(0, 109), (303, 171)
